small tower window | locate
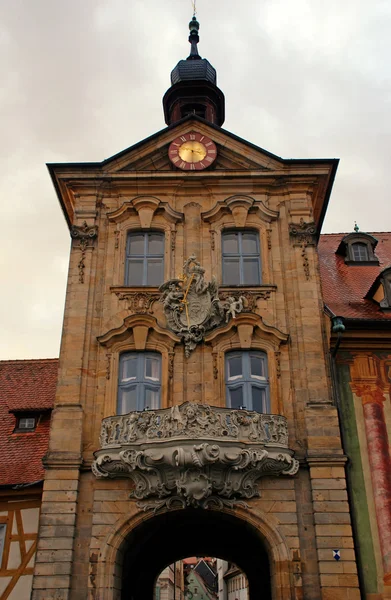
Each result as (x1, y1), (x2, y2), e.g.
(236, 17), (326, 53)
(225, 351), (269, 413)
(222, 231), (261, 285)
(118, 353), (161, 414)
(125, 232), (164, 286)
(352, 242), (369, 262)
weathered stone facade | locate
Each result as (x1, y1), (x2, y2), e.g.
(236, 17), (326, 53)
(27, 109), (365, 600)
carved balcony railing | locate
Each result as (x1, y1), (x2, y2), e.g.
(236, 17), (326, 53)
(92, 402), (299, 511)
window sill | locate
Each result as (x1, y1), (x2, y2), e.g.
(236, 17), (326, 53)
(111, 286), (160, 292)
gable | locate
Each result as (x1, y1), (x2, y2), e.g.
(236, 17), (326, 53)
(117, 139), (271, 172)
(102, 117), (282, 174)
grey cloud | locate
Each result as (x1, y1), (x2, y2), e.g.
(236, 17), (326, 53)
(0, 0), (390, 358)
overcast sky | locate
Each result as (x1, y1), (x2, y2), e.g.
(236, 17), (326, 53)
(1, 0), (390, 359)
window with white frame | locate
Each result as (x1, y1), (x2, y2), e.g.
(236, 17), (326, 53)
(351, 242), (369, 262)
(125, 232), (164, 286)
(18, 417), (36, 430)
(222, 231), (261, 285)
(118, 353), (161, 414)
(0, 524), (6, 567)
(225, 351), (269, 413)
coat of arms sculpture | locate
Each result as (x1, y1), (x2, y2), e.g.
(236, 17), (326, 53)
(160, 255), (244, 356)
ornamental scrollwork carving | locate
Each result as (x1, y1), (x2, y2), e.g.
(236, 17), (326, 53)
(92, 403), (299, 510)
(115, 291), (160, 315)
(159, 255), (245, 357)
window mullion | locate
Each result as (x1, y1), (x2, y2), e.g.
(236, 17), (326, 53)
(143, 234), (148, 285)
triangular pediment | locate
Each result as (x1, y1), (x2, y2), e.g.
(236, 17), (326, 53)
(101, 116), (283, 174)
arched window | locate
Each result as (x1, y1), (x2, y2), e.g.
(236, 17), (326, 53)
(222, 231), (261, 285)
(118, 352), (161, 414)
(225, 351), (269, 413)
(351, 242), (369, 262)
(125, 232), (164, 286)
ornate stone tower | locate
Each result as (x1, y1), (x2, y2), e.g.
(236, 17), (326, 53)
(32, 17), (361, 600)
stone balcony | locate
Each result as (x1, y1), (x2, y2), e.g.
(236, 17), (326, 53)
(92, 402), (299, 510)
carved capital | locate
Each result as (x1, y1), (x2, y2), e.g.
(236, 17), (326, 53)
(70, 221), (98, 240)
(289, 219), (317, 246)
(351, 383), (386, 406)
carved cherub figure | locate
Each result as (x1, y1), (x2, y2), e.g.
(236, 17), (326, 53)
(159, 280), (184, 311)
(225, 296), (245, 322)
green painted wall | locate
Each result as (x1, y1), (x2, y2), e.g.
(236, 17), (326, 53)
(337, 361), (378, 594)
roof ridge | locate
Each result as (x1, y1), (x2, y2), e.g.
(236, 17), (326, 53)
(321, 231), (391, 236)
(0, 358), (59, 364)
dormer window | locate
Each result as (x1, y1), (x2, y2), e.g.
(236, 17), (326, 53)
(336, 229), (378, 265)
(365, 267), (391, 310)
(380, 268), (391, 309)
(14, 414), (37, 432)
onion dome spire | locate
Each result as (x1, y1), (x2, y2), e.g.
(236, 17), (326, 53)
(162, 15), (225, 127)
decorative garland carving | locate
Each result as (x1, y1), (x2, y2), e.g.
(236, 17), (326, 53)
(168, 352), (175, 379)
(70, 221), (98, 284)
(92, 403), (299, 509)
(267, 229), (272, 250)
(171, 230), (176, 252)
(212, 353), (218, 380)
(275, 351), (281, 379)
(114, 230), (120, 249)
(159, 256), (245, 357)
(210, 230), (216, 251)
(114, 290), (160, 314)
(106, 353), (112, 380)
(301, 245), (310, 280)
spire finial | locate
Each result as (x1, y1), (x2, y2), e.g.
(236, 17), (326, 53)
(354, 221), (359, 233)
(188, 14), (201, 60)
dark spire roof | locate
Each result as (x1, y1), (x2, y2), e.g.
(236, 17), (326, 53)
(170, 17), (217, 86)
(163, 16), (225, 127)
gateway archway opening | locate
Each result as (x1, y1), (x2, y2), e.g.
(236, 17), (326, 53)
(121, 509), (271, 600)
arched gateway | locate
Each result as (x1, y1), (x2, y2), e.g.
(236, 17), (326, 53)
(95, 507), (293, 600)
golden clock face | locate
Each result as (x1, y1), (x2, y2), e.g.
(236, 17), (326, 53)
(168, 131), (217, 171)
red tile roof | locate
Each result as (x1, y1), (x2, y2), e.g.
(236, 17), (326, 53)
(0, 359), (58, 486)
(318, 233), (391, 320)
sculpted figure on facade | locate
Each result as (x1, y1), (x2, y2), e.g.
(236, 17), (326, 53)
(159, 255), (245, 356)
